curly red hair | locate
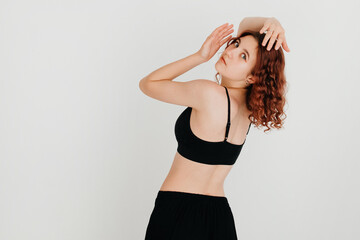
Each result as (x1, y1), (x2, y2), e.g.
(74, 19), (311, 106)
(215, 30), (288, 132)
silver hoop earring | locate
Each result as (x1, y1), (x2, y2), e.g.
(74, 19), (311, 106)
(215, 73), (222, 84)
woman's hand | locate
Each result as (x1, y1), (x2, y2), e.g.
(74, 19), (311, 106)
(259, 17), (290, 52)
(196, 23), (234, 62)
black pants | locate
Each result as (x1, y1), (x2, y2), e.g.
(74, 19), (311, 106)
(144, 190), (238, 240)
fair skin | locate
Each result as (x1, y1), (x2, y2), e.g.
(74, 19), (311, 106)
(139, 20), (288, 196)
(159, 35), (259, 197)
(217, 35), (259, 103)
(159, 96), (252, 196)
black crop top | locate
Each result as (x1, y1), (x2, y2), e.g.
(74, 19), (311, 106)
(174, 86), (251, 165)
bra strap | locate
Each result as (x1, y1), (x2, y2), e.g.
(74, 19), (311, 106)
(224, 86), (231, 140)
(246, 122), (251, 135)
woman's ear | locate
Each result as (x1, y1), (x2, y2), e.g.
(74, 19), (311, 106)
(247, 75), (255, 84)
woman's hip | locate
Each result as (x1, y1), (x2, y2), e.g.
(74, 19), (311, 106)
(144, 190), (238, 240)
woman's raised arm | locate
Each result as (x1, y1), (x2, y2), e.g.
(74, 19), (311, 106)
(237, 17), (269, 37)
(237, 17), (290, 52)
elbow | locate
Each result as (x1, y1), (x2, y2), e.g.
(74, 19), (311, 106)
(139, 79), (150, 94)
(139, 79), (143, 92)
(139, 79), (145, 93)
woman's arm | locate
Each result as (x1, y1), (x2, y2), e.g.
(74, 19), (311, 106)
(237, 17), (270, 37)
(238, 17), (290, 52)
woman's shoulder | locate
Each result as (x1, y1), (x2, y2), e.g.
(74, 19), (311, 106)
(190, 79), (225, 107)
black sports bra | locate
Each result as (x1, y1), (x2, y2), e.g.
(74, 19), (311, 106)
(174, 86), (251, 165)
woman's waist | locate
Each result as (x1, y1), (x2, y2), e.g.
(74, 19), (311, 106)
(159, 184), (226, 197)
(160, 173), (225, 197)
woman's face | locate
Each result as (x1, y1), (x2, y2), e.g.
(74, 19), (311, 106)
(216, 35), (258, 82)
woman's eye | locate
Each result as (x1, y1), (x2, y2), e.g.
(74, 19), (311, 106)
(234, 40), (246, 60)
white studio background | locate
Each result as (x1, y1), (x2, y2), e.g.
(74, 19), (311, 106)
(0, 0), (359, 240)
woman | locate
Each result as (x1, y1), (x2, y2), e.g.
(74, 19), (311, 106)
(139, 17), (290, 240)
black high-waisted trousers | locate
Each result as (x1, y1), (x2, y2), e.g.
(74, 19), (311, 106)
(144, 190), (238, 240)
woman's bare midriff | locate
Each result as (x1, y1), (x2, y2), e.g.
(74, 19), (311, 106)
(159, 151), (234, 197)
(159, 90), (252, 197)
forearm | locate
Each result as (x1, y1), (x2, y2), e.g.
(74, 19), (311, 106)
(237, 17), (270, 36)
(140, 52), (205, 83)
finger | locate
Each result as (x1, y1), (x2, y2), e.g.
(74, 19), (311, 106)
(259, 23), (270, 34)
(274, 32), (284, 50)
(274, 39), (282, 50)
(220, 35), (233, 46)
(219, 28), (234, 40)
(263, 25), (276, 46)
(213, 23), (230, 35)
(217, 31), (233, 48)
(212, 27), (233, 44)
(218, 23), (229, 29)
(267, 32), (280, 51)
(275, 32), (290, 52)
(262, 31), (271, 46)
(217, 24), (233, 37)
(282, 39), (290, 52)
(210, 23), (227, 38)
(262, 27), (274, 46)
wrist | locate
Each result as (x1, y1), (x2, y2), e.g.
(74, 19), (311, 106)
(193, 51), (207, 63)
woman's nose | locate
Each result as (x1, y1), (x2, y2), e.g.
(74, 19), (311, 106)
(225, 52), (232, 60)
(226, 49), (235, 58)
